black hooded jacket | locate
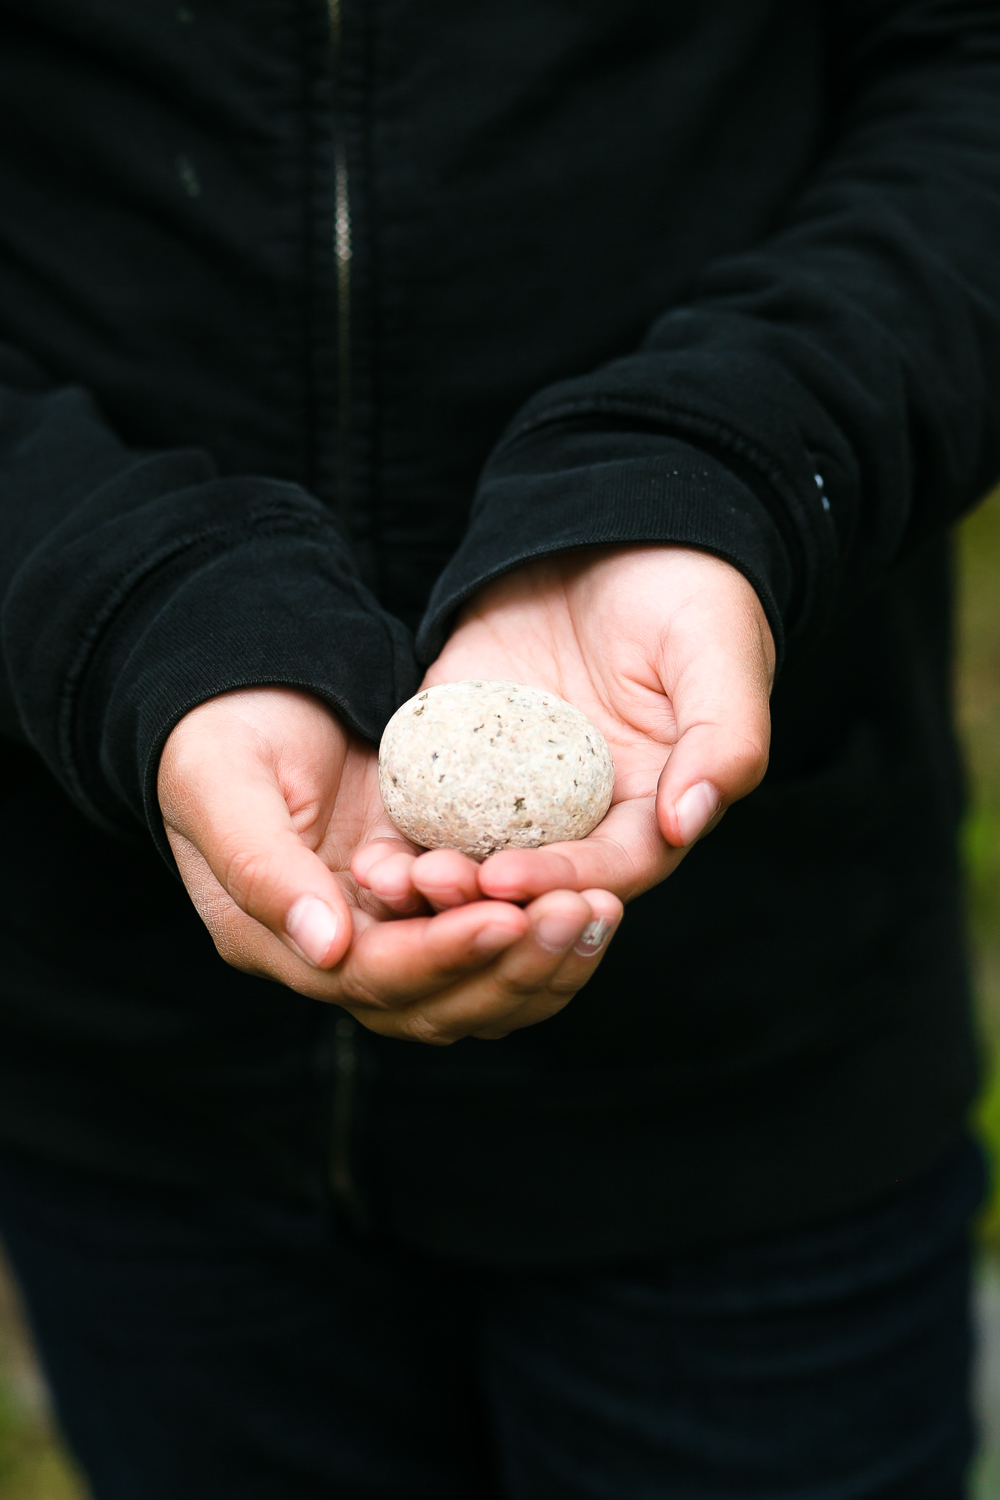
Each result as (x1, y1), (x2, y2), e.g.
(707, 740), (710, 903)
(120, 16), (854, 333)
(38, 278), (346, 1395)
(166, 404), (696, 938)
(0, 0), (998, 1264)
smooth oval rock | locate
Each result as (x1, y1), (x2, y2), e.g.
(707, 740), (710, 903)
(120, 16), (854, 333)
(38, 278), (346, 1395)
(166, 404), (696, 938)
(378, 680), (615, 860)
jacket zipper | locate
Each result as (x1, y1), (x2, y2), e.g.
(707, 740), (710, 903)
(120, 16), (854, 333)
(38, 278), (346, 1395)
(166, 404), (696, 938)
(326, 0), (362, 1222)
(327, 0), (353, 535)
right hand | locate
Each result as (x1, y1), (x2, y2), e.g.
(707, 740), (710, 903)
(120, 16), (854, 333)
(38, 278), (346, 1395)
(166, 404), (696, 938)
(355, 545), (773, 918)
(157, 686), (622, 1044)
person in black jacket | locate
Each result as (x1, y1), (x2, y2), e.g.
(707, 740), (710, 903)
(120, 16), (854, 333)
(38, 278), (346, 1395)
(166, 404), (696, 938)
(0, 0), (998, 1494)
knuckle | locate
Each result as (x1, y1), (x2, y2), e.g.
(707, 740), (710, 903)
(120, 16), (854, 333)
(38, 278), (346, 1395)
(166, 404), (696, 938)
(339, 972), (387, 1011)
(729, 732), (770, 788)
(546, 973), (584, 998)
(221, 845), (279, 916)
(499, 973), (546, 1001)
(194, 896), (246, 966)
(210, 930), (240, 967)
(401, 1011), (456, 1047)
(211, 925), (268, 980)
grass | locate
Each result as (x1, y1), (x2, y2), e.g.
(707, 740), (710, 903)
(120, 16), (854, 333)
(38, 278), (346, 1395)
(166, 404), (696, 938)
(957, 485), (1000, 1250)
(0, 1254), (84, 1499)
(0, 1397), (82, 1500)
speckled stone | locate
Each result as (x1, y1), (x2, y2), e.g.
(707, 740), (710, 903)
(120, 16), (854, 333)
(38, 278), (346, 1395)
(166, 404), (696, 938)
(378, 680), (615, 860)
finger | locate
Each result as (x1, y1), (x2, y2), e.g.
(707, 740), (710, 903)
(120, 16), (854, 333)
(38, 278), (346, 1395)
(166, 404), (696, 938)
(410, 848), (484, 910)
(337, 899), (529, 1010)
(545, 885), (623, 984)
(353, 848), (430, 917)
(478, 797), (682, 905)
(355, 844), (483, 915)
(164, 754), (354, 970)
(171, 833), (531, 1007)
(470, 888), (623, 1039)
(350, 890), (595, 1045)
(655, 622), (772, 848)
(351, 833), (425, 889)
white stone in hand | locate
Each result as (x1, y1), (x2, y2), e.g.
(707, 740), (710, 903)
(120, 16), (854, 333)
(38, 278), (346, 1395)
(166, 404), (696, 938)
(378, 681), (615, 861)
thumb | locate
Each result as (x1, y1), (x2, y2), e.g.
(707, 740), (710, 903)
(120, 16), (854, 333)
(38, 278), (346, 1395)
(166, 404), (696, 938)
(655, 629), (773, 850)
(160, 720), (354, 971)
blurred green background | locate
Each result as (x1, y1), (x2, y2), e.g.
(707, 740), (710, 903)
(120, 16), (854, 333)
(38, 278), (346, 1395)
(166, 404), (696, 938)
(0, 492), (998, 1497)
(962, 488), (1000, 1252)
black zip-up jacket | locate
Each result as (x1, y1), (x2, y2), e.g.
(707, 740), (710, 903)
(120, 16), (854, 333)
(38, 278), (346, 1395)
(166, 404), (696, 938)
(0, 0), (998, 1264)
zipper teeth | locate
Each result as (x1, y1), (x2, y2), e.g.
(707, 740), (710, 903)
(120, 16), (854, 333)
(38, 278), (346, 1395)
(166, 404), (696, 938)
(327, 0), (353, 532)
(326, 0), (363, 1229)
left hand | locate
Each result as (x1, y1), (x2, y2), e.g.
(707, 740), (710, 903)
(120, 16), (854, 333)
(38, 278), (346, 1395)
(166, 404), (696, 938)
(158, 686), (620, 1043)
(352, 544), (774, 915)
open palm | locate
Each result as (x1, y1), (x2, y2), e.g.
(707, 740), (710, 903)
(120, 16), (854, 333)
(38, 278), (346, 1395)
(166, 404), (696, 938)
(354, 545), (774, 914)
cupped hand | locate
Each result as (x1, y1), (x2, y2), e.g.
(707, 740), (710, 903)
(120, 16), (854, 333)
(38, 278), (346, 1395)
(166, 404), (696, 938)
(353, 545), (774, 913)
(157, 686), (621, 1043)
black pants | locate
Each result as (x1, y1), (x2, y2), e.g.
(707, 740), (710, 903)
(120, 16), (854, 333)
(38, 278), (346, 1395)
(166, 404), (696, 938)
(0, 1137), (983, 1500)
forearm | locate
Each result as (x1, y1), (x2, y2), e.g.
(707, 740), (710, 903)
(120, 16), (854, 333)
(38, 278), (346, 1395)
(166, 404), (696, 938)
(0, 346), (419, 852)
(419, 0), (1000, 672)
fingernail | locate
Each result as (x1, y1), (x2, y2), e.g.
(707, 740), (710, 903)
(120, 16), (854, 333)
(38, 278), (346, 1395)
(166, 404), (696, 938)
(674, 781), (720, 845)
(535, 911), (585, 953)
(574, 918), (614, 957)
(474, 922), (521, 956)
(285, 895), (341, 968)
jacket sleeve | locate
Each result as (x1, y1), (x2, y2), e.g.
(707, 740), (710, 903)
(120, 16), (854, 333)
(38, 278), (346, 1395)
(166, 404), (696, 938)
(0, 346), (419, 854)
(417, 0), (1000, 669)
